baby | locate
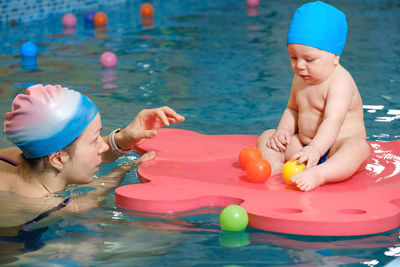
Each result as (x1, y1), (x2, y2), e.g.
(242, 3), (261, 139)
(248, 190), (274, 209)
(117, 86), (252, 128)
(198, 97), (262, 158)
(257, 1), (370, 191)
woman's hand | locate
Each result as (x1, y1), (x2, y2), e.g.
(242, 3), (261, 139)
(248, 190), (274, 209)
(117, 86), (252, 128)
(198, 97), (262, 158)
(118, 106), (185, 149)
(266, 128), (292, 152)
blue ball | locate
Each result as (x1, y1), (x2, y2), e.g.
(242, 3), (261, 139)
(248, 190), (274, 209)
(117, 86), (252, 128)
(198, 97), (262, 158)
(84, 11), (95, 23)
(20, 41), (37, 57)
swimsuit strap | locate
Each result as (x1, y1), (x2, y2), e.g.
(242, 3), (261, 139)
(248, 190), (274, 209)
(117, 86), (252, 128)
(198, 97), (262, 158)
(0, 155), (18, 166)
(22, 197), (72, 232)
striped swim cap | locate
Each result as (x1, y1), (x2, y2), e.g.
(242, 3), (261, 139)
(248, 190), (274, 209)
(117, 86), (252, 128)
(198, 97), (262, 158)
(4, 84), (98, 158)
(287, 1), (347, 56)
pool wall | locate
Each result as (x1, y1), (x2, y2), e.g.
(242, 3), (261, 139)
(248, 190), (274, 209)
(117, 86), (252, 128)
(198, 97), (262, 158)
(0, 0), (128, 25)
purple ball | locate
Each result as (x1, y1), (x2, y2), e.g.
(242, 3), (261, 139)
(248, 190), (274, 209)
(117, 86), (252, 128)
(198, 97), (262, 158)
(84, 11), (95, 23)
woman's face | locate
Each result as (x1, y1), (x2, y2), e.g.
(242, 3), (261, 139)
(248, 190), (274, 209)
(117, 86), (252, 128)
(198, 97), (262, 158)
(61, 113), (109, 185)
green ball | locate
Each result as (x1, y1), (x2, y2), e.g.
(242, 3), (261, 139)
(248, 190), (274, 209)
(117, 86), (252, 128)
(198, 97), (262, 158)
(219, 205), (248, 231)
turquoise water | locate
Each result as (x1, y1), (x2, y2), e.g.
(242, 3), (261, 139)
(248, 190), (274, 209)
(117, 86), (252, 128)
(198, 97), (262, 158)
(0, 0), (399, 266)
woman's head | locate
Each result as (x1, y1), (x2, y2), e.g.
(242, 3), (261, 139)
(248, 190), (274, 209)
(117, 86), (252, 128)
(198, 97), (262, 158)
(4, 85), (108, 184)
(4, 84), (98, 158)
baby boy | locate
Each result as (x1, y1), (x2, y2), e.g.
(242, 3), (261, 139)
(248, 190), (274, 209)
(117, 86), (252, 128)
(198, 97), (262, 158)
(257, 1), (370, 191)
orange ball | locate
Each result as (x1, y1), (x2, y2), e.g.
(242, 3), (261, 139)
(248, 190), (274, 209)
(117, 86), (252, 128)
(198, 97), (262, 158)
(94, 12), (108, 26)
(238, 146), (262, 170)
(246, 158), (272, 183)
(140, 3), (154, 17)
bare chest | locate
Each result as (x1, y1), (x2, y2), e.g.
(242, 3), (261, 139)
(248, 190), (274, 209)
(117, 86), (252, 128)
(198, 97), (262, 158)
(295, 85), (327, 113)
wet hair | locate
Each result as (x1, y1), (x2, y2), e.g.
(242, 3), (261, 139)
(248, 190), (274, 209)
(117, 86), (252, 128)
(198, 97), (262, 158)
(18, 137), (78, 174)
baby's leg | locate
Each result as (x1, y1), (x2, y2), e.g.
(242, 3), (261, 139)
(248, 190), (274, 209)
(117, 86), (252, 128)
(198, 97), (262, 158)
(291, 137), (370, 191)
(256, 130), (303, 175)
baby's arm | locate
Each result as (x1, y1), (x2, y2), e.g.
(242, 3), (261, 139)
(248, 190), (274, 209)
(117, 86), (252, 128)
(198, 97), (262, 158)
(268, 108), (298, 152)
(294, 78), (354, 167)
(268, 82), (298, 152)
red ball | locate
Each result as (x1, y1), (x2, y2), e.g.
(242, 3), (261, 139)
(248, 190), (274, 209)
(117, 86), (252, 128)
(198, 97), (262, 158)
(140, 3), (154, 17)
(94, 12), (108, 26)
(238, 146), (262, 170)
(246, 158), (271, 183)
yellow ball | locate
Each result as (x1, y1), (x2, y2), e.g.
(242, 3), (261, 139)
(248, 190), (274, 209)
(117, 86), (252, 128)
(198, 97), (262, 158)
(282, 160), (306, 185)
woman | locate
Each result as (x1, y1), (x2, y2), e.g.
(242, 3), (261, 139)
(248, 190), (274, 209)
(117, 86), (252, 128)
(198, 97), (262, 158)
(0, 84), (185, 232)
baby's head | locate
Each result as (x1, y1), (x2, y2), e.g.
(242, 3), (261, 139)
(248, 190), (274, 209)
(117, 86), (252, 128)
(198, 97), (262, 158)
(287, 1), (347, 56)
(286, 1), (347, 84)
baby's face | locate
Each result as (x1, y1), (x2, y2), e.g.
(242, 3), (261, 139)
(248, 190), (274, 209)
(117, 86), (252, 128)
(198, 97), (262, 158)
(287, 44), (339, 85)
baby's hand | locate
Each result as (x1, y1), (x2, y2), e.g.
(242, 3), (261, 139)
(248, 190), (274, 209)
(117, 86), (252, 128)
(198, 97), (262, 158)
(291, 145), (320, 168)
(267, 129), (291, 152)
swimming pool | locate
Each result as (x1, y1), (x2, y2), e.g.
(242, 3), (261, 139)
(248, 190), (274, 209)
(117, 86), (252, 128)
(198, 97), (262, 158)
(0, 0), (399, 265)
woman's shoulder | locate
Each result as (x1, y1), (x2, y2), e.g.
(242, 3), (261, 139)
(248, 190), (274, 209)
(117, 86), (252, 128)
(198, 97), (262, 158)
(0, 147), (22, 164)
(0, 191), (71, 228)
(0, 159), (19, 191)
(0, 147), (21, 180)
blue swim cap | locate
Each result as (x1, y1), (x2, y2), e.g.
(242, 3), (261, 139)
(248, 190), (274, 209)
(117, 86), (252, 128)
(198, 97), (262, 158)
(4, 84), (98, 158)
(287, 1), (347, 56)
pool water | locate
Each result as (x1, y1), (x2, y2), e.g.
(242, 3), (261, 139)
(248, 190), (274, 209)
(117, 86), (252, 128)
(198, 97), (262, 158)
(0, 0), (400, 266)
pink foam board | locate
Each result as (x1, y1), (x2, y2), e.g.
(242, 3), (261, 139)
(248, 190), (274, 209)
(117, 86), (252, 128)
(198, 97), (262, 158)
(115, 129), (400, 236)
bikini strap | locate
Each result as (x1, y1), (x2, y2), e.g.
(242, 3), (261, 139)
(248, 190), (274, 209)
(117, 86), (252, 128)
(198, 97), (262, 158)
(22, 197), (72, 232)
(0, 155), (18, 166)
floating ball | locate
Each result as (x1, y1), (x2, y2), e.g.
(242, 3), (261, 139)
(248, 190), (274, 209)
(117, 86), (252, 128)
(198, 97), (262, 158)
(62, 13), (77, 27)
(246, 158), (271, 183)
(282, 160), (306, 185)
(220, 205), (248, 232)
(140, 3), (154, 17)
(238, 146), (262, 170)
(100, 51), (117, 67)
(84, 11), (95, 23)
(20, 41), (37, 57)
(246, 0), (260, 7)
(94, 12), (108, 26)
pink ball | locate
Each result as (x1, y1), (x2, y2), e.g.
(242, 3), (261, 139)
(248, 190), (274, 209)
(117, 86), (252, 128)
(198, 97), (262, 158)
(246, 0), (260, 7)
(100, 51), (117, 67)
(62, 13), (77, 27)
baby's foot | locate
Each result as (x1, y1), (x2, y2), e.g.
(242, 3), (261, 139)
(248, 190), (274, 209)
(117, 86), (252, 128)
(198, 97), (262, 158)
(290, 168), (325, 191)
